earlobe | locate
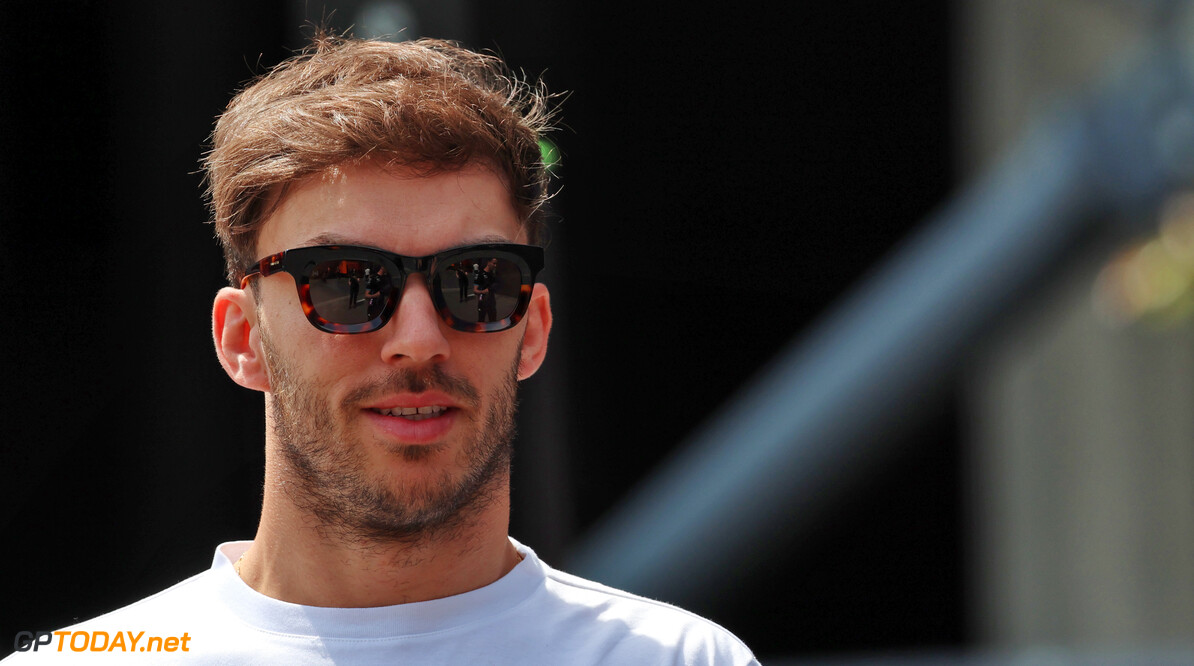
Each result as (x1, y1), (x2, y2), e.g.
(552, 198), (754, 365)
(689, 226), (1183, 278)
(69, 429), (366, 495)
(213, 287), (271, 392)
(517, 283), (552, 380)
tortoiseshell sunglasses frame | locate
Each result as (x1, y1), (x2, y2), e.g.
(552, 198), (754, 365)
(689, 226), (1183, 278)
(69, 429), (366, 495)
(240, 243), (544, 334)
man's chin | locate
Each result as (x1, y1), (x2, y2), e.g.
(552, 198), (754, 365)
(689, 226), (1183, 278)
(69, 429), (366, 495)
(351, 472), (502, 544)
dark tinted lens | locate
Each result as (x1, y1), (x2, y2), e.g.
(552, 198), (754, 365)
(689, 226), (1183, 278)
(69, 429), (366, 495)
(308, 259), (393, 324)
(438, 256), (524, 324)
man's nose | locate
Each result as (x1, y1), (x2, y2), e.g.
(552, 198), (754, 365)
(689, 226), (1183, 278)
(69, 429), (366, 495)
(377, 275), (451, 365)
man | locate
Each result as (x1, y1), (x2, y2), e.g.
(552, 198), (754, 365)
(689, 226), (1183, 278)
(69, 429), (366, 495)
(454, 262), (470, 302)
(4, 35), (757, 664)
(474, 256), (500, 322)
(348, 270), (361, 308)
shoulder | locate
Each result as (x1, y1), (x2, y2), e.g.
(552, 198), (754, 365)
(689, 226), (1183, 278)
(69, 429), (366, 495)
(30, 567), (220, 635)
(530, 558), (759, 665)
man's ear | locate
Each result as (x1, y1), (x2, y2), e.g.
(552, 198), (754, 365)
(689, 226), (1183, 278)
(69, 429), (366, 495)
(213, 286), (271, 392)
(517, 283), (552, 381)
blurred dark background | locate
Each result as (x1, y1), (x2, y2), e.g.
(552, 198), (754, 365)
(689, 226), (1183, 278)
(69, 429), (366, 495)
(0, 1), (957, 660)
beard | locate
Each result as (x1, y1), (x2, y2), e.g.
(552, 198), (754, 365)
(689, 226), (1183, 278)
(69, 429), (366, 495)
(259, 329), (520, 548)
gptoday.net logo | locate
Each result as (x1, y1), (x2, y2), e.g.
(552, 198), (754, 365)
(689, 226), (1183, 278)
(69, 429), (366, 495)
(12, 631), (191, 654)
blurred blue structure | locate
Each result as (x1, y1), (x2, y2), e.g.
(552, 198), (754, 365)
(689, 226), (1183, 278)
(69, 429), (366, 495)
(565, 27), (1194, 611)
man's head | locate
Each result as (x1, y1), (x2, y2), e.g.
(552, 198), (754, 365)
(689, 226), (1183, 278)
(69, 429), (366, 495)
(203, 34), (554, 286)
(206, 36), (555, 548)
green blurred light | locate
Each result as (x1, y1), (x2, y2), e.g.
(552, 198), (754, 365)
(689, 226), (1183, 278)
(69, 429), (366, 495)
(539, 137), (560, 175)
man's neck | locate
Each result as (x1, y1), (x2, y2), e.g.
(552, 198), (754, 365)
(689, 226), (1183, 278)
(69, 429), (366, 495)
(240, 483), (520, 607)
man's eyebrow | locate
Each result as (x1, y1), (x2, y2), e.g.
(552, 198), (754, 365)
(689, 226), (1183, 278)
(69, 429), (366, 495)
(303, 233), (355, 246)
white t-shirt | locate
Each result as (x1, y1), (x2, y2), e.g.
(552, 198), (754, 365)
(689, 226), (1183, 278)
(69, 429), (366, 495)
(5, 539), (759, 665)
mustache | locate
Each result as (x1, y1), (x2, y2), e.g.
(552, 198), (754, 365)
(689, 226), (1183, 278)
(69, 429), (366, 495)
(342, 366), (481, 408)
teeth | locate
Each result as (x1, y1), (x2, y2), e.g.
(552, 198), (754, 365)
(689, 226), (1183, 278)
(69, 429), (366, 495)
(374, 405), (447, 419)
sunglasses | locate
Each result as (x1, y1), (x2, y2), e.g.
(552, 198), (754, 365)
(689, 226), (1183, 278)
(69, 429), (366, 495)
(241, 243), (544, 334)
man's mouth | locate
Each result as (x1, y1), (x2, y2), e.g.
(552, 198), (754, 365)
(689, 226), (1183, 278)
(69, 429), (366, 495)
(369, 406), (450, 422)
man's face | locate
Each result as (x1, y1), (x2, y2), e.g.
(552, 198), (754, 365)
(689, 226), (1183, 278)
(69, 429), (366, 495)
(249, 162), (539, 544)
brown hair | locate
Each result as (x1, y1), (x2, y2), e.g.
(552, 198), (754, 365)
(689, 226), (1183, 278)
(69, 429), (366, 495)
(203, 35), (556, 284)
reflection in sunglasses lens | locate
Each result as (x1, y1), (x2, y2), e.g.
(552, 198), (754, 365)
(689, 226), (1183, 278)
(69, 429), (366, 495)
(439, 256), (521, 324)
(309, 260), (390, 324)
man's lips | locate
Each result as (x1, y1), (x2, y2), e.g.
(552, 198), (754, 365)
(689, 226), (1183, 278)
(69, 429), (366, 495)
(361, 391), (462, 442)
(363, 407), (457, 444)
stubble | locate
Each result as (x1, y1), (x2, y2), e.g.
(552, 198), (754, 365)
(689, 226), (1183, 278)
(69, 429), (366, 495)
(260, 329), (520, 549)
